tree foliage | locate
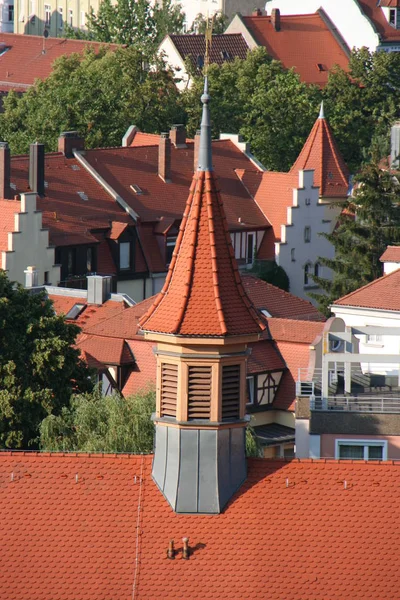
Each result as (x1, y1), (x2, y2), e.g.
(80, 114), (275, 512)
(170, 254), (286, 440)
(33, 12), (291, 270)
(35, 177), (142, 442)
(65, 0), (185, 50)
(189, 11), (228, 34)
(0, 46), (183, 154)
(311, 149), (400, 315)
(0, 273), (93, 448)
(40, 387), (155, 453)
(249, 260), (290, 292)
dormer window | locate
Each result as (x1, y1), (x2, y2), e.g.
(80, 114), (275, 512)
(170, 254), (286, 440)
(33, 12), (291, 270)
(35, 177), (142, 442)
(119, 241), (131, 270)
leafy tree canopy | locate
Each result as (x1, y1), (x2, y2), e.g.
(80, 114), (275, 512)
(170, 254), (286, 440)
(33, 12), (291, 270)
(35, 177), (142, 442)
(311, 144), (400, 315)
(65, 0), (185, 50)
(189, 11), (228, 34)
(40, 387), (155, 453)
(249, 259), (290, 292)
(0, 45), (183, 154)
(0, 272), (93, 448)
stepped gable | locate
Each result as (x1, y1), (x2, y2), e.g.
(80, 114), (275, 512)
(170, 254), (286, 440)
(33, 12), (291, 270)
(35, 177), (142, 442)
(139, 171), (264, 336)
(290, 104), (350, 198)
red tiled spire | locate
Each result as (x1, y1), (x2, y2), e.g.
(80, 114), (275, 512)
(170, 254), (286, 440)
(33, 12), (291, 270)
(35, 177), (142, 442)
(290, 104), (350, 197)
(139, 170), (264, 336)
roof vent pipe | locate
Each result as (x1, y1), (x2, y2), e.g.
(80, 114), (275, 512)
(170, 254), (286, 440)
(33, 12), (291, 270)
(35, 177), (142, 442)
(182, 537), (190, 560)
(29, 142), (45, 197)
(167, 540), (175, 559)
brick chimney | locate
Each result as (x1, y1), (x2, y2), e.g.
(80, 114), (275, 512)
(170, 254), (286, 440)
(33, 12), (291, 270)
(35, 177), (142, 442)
(170, 124), (187, 148)
(0, 142), (11, 199)
(58, 131), (85, 158)
(29, 142), (45, 197)
(271, 8), (281, 31)
(158, 133), (171, 183)
(252, 8), (262, 16)
(194, 130), (201, 172)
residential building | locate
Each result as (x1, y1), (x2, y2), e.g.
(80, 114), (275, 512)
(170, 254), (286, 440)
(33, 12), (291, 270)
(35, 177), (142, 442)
(14, 0), (101, 35)
(0, 0), (13, 33)
(264, 0), (400, 52)
(170, 0), (257, 31)
(158, 33), (249, 90)
(226, 7), (350, 86)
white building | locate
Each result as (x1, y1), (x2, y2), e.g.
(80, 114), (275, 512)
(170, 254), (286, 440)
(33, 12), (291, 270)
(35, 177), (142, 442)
(0, 0), (13, 32)
(173, 0), (257, 31)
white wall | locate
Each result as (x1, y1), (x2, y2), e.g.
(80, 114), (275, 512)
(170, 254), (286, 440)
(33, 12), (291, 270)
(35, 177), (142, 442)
(264, 0), (379, 52)
(383, 261), (400, 275)
(158, 35), (189, 91)
(2, 193), (60, 286)
(0, 0), (13, 32)
(275, 169), (341, 302)
(176, 0), (256, 30)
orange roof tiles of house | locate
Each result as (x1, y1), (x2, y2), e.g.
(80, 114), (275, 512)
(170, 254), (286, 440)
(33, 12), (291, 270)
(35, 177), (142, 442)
(2, 453), (400, 600)
(122, 339), (156, 396)
(380, 245), (400, 262)
(333, 268), (400, 311)
(267, 317), (325, 344)
(0, 34), (119, 92)
(139, 170), (265, 337)
(77, 335), (134, 366)
(247, 339), (286, 373)
(290, 109), (350, 197)
(49, 296), (128, 330)
(358, 0), (400, 42)
(166, 33), (249, 69)
(242, 274), (325, 320)
(84, 139), (270, 232)
(241, 11), (350, 86)
(10, 153), (132, 248)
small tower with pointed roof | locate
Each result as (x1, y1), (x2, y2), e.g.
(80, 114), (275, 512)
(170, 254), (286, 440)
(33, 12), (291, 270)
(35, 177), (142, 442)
(139, 79), (264, 514)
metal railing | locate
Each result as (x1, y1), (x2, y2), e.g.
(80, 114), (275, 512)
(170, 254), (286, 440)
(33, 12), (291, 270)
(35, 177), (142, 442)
(310, 395), (400, 414)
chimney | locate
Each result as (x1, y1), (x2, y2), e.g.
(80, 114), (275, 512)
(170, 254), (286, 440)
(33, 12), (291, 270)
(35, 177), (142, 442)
(0, 142), (11, 199)
(252, 8), (262, 16)
(29, 142), (45, 196)
(182, 538), (190, 560)
(24, 266), (39, 288)
(87, 274), (112, 305)
(194, 129), (201, 172)
(271, 8), (280, 31)
(391, 122), (400, 168)
(58, 131), (85, 158)
(170, 124), (187, 149)
(158, 133), (171, 183)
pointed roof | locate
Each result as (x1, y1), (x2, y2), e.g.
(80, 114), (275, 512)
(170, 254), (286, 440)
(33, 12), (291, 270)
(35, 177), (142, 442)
(290, 108), (350, 198)
(139, 80), (264, 338)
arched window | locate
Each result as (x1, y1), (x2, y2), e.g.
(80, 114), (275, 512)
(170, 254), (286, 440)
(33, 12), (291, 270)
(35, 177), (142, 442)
(314, 262), (320, 278)
(304, 263), (312, 285)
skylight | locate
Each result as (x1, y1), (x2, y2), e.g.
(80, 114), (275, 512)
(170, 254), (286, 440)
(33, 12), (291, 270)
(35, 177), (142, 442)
(65, 303), (86, 320)
(130, 184), (143, 195)
(0, 45), (10, 58)
(77, 191), (88, 201)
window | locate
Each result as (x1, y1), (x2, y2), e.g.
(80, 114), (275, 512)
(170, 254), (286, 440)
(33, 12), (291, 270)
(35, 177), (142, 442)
(119, 241), (130, 270)
(291, 248), (295, 262)
(246, 233), (254, 264)
(80, 9), (85, 27)
(336, 440), (387, 461)
(367, 333), (383, 344)
(67, 248), (76, 275)
(304, 263), (311, 286)
(305, 197), (311, 205)
(44, 4), (51, 25)
(8, 4), (13, 21)
(246, 376), (255, 405)
(86, 247), (93, 272)
(304, 226), (311, 243)
(58, 7), (63, 29)
(68, 8), (73, 26)
(166, 235), (177, 265)
(314, 262), (320, 278)
(65, 303), (86, 320)
(44, 271), (49, 285)
(390, 8), (396, 25)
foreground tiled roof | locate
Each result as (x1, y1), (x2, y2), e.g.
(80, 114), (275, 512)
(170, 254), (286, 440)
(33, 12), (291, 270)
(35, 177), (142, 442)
(290, 110), (350, 197)
(0, 34), (119, 92)
(358, 0), (400, 42)
(140, 170), (265, 337)
(380, 245), (400, 262)
(2, 453), (400, 599)
(0, 199), (21, 252)
(267, 317), (326, 344)
(167, 33), (249, 69)
(241, 11), (350, 86)
(242, 274), (325, 320)
(333, 268), (400, 311)
(49, 296), (127, 329)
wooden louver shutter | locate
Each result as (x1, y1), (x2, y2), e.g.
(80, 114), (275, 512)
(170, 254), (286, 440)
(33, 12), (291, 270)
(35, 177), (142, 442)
(161, 363), (178, 418)
(222, 365), (241, 420)
(188, 365), (211, 420)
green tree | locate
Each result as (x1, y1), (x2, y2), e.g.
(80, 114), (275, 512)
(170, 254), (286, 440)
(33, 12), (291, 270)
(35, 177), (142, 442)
(40, 387), (155, 453)
(0, 46), (183, 154)
(250, 259), (290, 292)
(189, 11), (228, 34)
(66, 0), (184, 50)
(0, 272), (93, 448)
(311, 149), (400, 315)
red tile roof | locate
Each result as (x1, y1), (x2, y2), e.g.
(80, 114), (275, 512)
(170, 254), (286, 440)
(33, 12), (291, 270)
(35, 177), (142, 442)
(2, 453), (400, 599)
(380, 245), (400, 262)
(49, 296), (127, 329)
(0, 34), (119, 92)
(242, 274), (325, 320)
(139, 170), (265, 337)
(167, 33), (249, 69)
(247, 339), (286, 373)
(358, 0), (400, 42)
(267, 317), (326, 344)
(122, 339), (157, 396)
(290, 111), (350, 197)
(241, 11), (350, 86)
(333, 268), (400, 310)
(84, 295), (155, 339)
(0, 198), (21, 252)
(77, 335), (134, 366)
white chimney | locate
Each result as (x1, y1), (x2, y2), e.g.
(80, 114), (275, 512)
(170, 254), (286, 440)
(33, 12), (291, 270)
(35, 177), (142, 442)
(24, 266), (39, 288)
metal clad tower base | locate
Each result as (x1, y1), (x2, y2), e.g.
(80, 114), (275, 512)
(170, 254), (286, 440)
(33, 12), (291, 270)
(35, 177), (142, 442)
(152, 423), (247, 514)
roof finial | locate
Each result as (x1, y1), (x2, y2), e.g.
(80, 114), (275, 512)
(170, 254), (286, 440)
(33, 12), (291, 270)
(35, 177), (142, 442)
(197, 77), (212, 171)
(319, 101), (325, 119)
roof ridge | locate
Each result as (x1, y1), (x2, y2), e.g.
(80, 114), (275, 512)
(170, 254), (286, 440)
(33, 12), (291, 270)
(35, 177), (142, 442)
(333, 270), (398, 304)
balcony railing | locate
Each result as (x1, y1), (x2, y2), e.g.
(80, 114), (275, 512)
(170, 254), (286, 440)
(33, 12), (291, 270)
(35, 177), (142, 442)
(310, 396), (400, 414)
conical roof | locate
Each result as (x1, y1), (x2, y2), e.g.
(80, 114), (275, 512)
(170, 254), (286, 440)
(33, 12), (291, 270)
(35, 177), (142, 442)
(290, 105), (350, 198)
(139, 80), (264, 338)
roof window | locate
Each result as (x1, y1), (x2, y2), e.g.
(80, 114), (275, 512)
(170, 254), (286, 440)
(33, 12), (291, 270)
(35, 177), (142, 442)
(77, 191), (88, 201)
(316, 63), (326, 72)
(0, 45), (10, 58)
(65, 303), (86, 320)
(196, 55), (204, 68)
(220, 50), (232, 60)
(130, 184), (143, 195)
(71, 164), (80, 171)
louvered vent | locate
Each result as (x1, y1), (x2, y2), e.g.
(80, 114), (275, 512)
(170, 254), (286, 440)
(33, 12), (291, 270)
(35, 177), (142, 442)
(188, 365), (211, 420)
(222, 365), (241, 420)
(161, 363), (178, 418)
